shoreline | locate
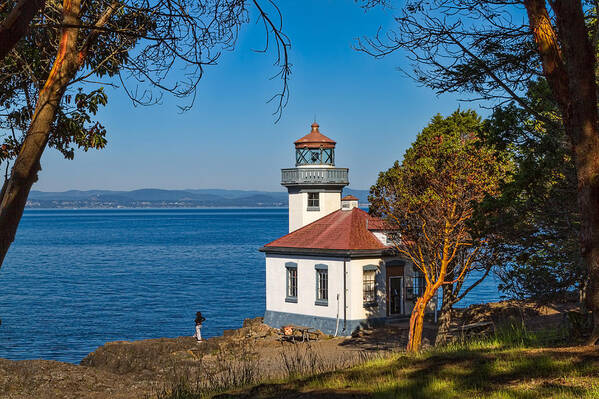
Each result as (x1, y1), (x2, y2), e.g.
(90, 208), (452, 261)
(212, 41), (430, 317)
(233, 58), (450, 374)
(0, 299), (582, 399)
(1, 298), (578, 364)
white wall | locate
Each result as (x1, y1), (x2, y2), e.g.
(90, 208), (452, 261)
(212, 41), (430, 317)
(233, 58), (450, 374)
(265, 254), (438, 322)
(341, 199), (359, 210)
(347, 258), (387, 320)
(265, 254), (345, 319)
(288, 193), (304, 233)
(288, 191), (342, 232)
(371, 231), (389, 246)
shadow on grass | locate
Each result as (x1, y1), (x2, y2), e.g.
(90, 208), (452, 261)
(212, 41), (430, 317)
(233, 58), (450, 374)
(213, 384), (371, 398)
(383, 349), (594, 399)
(211, 344), (599, 399)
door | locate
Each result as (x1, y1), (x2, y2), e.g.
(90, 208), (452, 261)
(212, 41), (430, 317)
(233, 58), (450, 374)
(389, 276), (403, 315)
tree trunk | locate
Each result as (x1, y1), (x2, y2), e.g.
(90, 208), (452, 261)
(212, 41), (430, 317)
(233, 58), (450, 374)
(574, 123), (599, 346)
(525, 0), (599, 345)
(553, 1), (599, 346)
(0, 0), (81, 267)
(407, 289), (436, 352)
(407, 296), (425, 352)
(435, 285), (455, 346)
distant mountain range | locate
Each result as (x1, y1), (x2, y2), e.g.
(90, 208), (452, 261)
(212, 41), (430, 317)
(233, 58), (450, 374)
(26, 188), (370, 208)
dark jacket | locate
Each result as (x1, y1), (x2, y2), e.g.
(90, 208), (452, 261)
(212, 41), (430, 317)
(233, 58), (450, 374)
(195, 314), (206, 325)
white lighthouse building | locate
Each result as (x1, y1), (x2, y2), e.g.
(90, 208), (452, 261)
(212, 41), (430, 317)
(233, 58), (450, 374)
(260, 122), (436, 335)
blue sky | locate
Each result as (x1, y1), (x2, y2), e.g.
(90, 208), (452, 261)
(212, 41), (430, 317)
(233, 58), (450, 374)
(35, 0), (483, 193)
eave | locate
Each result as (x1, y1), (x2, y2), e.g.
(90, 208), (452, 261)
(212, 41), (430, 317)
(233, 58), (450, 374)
(259, 246), (397, 259)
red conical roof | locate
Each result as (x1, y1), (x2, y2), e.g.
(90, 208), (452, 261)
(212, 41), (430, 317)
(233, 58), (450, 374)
(294, 122), (336, 149)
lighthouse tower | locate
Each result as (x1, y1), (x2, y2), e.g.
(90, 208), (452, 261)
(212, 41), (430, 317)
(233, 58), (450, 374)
(281, 122), (349, 232)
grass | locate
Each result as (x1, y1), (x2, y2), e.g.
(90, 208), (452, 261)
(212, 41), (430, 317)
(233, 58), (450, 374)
(158, 324), (599, 399)
(291, 347), (598, 398)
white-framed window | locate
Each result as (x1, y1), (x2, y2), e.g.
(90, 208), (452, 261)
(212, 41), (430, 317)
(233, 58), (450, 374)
(363, 269), (376, 306)
(315, 264), (328, 305)
(285, 262), (297, 303)
(307, 192), (319, 210)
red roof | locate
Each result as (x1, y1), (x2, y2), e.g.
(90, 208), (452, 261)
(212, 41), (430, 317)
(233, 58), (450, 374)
(264, 208), (386, 251)
(341, 195), (359, 201)
(294, 122), (336, 149)
(365, 218), (393, 230)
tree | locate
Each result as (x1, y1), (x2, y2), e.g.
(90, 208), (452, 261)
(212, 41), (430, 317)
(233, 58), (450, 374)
(0, 0), (45, 60)
(434, 246), (496, 346)
(480, 79), (586, 306)
(359, 0), (599, 345)
(369, 110), (507, 352)
(0, 0), (290, 267)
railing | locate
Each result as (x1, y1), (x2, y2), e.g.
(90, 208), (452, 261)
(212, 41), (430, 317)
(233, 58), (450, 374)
(281, 167), (349, 185)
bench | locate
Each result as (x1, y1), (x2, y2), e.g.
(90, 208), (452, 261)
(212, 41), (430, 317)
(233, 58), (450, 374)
(277, 325), (319, 342)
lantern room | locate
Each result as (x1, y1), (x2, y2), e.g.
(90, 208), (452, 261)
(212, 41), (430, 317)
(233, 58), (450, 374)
(294, 122), (336, 166)
(282, 121), (348, 232)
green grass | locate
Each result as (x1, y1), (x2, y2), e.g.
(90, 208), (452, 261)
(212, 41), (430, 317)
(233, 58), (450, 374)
(159, 325), (599, 399)
(291, 347), (598, 398)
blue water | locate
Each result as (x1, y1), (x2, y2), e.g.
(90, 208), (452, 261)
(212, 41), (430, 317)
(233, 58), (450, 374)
(0, 209), (501, 363)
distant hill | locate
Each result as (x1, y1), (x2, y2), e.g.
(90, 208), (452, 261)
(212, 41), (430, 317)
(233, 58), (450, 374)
(27, 188), (370, 208)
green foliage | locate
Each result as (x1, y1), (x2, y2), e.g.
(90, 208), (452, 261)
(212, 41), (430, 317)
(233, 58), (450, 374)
(478, 79), (585, 304)
(0, 0), (130, 163)
(50, 89), (109, 160)
(369, 110), (508, 288)
(370, 110), (507, 217)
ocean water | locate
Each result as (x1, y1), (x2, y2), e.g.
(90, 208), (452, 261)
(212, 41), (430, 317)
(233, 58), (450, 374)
(0, 209), (501, 363)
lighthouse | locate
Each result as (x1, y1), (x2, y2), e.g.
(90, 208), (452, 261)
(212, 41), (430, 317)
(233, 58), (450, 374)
(281, 122), (349, 232)
(260, 121), (438, 335)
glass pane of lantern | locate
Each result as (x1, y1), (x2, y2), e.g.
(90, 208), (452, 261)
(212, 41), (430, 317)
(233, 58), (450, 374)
(296, 149), (309, 164)
(310, 150), (320, 163)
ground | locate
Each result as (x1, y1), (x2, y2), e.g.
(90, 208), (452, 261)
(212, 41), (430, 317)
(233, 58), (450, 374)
(217, 345), (599, 398)
(0, 300), (593, 399)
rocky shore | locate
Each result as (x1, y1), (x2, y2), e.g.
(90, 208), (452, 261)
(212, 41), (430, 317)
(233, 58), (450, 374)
(0, 300), (577, 399)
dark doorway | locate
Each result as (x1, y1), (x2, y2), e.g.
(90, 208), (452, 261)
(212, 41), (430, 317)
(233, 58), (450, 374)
(389, 276), (403, 315)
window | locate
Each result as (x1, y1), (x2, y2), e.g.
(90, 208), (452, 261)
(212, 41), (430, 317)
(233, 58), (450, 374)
(296, 148), (334, 165)
(363, 269), (376, 307)
(307, 192), (319, 210)
(310, 150), (320, 163)
(322, 148), (334, 164)
(296, 148), (321, 165)
(315, 264), (328, 305)
(296, 149), (304, 165)
(285, 263), (297, 303)
(412, 271), (425, 297)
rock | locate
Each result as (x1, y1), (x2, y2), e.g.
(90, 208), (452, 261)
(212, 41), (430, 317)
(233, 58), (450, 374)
(242, 317), (264, 328)
(222, 329), (238, 338)
(80, 336), (197, 375)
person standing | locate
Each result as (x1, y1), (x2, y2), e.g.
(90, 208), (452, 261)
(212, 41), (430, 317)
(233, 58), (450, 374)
(193, 311), (206, 342)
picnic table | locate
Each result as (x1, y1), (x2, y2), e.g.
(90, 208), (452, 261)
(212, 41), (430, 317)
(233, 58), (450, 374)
(278, 325), (319, 342)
